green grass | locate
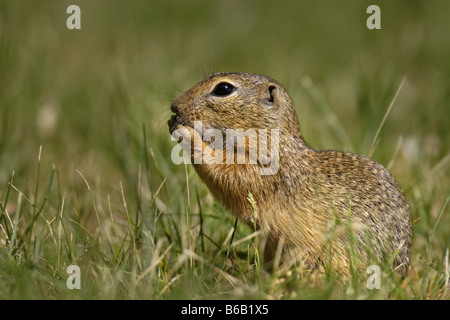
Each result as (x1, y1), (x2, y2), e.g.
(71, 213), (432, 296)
(0, 0), (449, 299)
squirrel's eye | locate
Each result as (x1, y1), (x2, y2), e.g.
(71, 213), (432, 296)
(211, 82), (235, 97)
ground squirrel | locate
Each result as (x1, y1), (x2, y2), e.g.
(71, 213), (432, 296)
(168, 72), (412, 277)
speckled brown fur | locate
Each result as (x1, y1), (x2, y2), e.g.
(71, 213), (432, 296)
(168, 72), (412, 276)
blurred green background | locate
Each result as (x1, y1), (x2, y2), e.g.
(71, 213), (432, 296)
(1, 1), (449, 179)
(0, 0), (448, 299)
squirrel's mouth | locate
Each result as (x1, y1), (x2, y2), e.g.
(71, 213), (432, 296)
(168, 114), (179, 134)
(168, 114), (195, 135)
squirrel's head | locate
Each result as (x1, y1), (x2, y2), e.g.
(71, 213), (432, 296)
(169, 72), (301, 137)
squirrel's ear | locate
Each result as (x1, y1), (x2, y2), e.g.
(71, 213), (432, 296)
(262, 85), (277, 107)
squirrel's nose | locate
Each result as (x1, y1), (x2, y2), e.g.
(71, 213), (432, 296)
(171, 95), (185, 114)
(170, 101), (179, 114)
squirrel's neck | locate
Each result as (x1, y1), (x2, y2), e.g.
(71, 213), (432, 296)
(193, 131), (312, 227)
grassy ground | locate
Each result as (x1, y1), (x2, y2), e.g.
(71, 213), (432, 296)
(0, 1), (449, 299)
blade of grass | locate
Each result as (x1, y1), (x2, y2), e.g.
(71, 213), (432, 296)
(26, 164), (55, 238)
(225, 218), (238, 260)
(76, 169), (105, 249)
(427, 194), (449, 251)
(183, 249), (243, 288)
(136, 243), (173, 284)
(32, 146), (42, 222)
(367, 76), (406, 158)
(195, 187), (205, 254)
(405, 153), (450, 194)
(444, 248), (449, 298)
(9, 193), (22, 253)
(0, 171), (14, 238)
(57, 194), (65, 269)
